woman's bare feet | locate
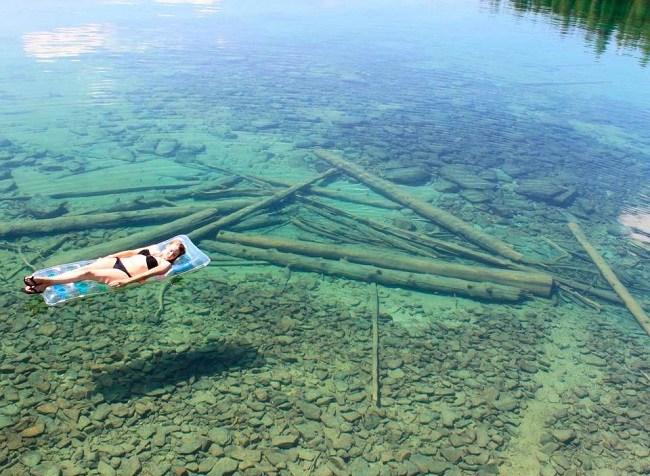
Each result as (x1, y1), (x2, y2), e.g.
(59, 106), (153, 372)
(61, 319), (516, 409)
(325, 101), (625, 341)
(22, 283), (47, 294)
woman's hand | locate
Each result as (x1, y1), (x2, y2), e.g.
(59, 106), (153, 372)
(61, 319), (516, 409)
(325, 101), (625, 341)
(109, 279), (129, 288)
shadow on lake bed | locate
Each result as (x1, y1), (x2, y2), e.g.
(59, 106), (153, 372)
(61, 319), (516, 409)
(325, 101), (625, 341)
(92, 342), (261, 402)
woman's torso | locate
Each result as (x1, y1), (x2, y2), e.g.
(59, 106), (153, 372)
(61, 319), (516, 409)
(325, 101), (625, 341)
(120, 249), (164, 276)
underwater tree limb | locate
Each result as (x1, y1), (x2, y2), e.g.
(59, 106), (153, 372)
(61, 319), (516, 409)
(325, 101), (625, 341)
(47, 181), (202, 199)
(0, 205), (218, 238)
(189, 169), (338, 241)
(303, 203), (440, 258)
(246, 175), (403, 210)
(43, 208), (220, 267)
(300, 197), (514, 268)
(372, 283), (380, 407)
(153, 280), (172, 321)
(552, 277), (622, 305)
(314, 148), (525, 262)
(217, 231), (553, 297)
(207, 241), (525, 302)
(568, 222), (650, 336)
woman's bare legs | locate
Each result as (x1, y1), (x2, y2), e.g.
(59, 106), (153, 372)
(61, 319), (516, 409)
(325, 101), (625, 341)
(27, 258), (128, 290)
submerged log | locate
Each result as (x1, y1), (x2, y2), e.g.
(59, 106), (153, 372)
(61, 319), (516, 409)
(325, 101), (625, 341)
(189, 169), (337, 241)
(247, 175), (402, 210)
(0, 205), (213, 238)
(217, 231), (553, 297)
(207, 241), (524, 302)
(300, 197), (513, 267)
(314, 149), (524, 262)
(568, 222), (650, 336)
(304, 202), (440, 258)
(371, 283), (380, 407)
(43, 208), (219, 267)
(48, 181), (202, 199)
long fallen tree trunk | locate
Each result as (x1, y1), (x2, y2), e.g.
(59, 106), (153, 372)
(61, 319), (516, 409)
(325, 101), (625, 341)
(43, 208), (220, 267)
(314, 149), (524, 262)
(216, 231), (553, 297)
(189, 169), (337, 241)
(252, 175), (401, 210)
(206, 241), (524, 302)
(300, 197), (515, 267)
(48, 181), (202, 199)
(568, 222), (650, 336)
(0, 205), (216, 238)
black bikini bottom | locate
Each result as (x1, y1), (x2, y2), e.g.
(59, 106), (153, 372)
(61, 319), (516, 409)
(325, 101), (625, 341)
(113, 258), (132, 278)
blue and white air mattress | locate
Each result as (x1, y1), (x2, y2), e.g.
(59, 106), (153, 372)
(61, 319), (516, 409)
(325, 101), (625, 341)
(33, 235), (210, 306)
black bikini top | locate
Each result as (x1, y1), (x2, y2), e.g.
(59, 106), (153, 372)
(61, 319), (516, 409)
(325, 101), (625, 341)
(138, 249), (159, 270)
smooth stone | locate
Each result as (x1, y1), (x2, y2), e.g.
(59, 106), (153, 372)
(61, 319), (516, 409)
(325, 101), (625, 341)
(207, 428), (231, 446)
(91, 404), (111, 421)
(31, 463), (61, 476)
(0, 179), (15, 192)
(440, 409), (460, 427)
(36, 404), (57, 415)
(441, 447), (462, 464)
(460, 189), (492, 204)
(136, 425), (155, 439)
(135, 138), (159, 154)
(230, 448), (261, 463)
(198, 457), (218, 473)
(155, 139), (179, 157)
(1, 404), (20, 416)
(175, 434), (205, 454)
(581, 355), (607, 366)
(25, 194), (68, 219)
(493, 399), (518, 411)
(382, 166), (430, 185)
(546, 392), (560, 404)
(251, 120), (279, 130)
(118, 456), (141, 476)
(439, 165), (496, 190)
(207, 457), (238, 476)
(330, 433), (354, 450)
(552, 429), (576, 444)
(20, 422), (45, 437)
(433, 179), (460, 193)
(97, 460), (117, 476)
(271, 434), (299, 448)
(22, 450), (42, 467)
(297, 401), (321, 420)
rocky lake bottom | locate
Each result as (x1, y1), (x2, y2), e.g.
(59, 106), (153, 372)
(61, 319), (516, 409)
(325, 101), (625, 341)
(1, 264), (648, 476)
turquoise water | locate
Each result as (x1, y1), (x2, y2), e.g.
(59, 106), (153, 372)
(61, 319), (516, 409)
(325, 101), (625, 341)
(1, 1), (649, 475)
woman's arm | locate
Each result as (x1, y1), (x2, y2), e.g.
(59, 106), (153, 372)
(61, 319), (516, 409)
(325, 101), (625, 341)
(109, 262), (172, 287)
(105, 247), (151, 259)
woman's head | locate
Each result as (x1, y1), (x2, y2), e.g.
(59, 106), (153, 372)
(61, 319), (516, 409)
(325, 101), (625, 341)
(163, 239), (186, 263)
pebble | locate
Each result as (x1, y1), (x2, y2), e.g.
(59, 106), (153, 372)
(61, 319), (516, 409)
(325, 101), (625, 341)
(552, 429), (576, 444)
(208, 428), (231, 446)
(0, 415), (14, 429)
(22, 450), (43, 467)
(98, 461), (117, 476)
(297, 401), (321, 420)
(441, 448), (462, 464)
(119, 456), (142, 476)
(31, 463), (61, 476)
(36, 404), (57, 415)
(91, 404), (112, 422)
(37, 323), (58, 336)
(440, 409), (459, 427)
(20, 422), (45, 437)
(271, 434), (299, 448)
(207, 457), (239, 476)
(175, 434), (205, 454)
